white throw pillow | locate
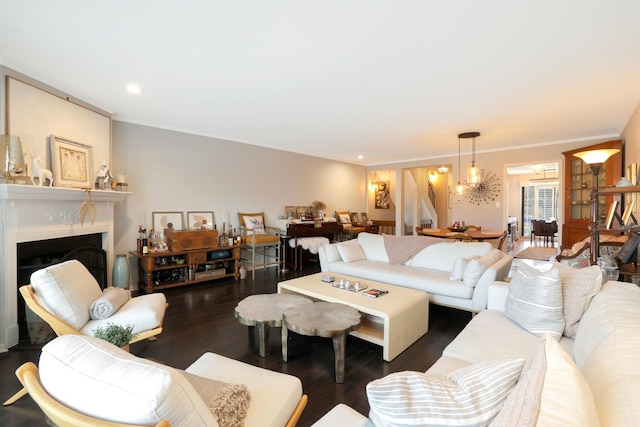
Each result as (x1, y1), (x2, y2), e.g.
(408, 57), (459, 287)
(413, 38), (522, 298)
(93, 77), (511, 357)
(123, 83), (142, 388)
(243, 215), (266, 235)
(337, 243), (367, 263)
(449, 257), (470, 281)
(367, 359), (524, 427)
(30, 259), (103, 330)
(39, 335), (215, 426)
(338, 213), (351, 224)
(462, 249), (503, 287)
(504, 264), (565, 340)
(554, 262), (602, 339)
(491, 335), (599, 427)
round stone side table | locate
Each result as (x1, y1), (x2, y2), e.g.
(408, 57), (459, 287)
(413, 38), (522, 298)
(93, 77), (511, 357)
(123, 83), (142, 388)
(235, 293), (312, 357)
(282, 301), (361, 383)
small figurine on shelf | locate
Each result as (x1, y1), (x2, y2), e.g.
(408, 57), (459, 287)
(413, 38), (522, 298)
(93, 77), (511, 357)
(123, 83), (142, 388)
(30, 155), (53, 186)
(95, 160), (113, 190)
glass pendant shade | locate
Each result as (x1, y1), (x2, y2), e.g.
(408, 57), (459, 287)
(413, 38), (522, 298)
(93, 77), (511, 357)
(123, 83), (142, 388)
(456, 181), (465, 195)
(467, 162), (480, 187)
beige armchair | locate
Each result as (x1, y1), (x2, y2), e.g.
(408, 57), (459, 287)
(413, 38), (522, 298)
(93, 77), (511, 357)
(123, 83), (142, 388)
(11, 334), (307, 427)
(4, 259), (167, 406)
(335, 211), (365, 240)
(238, 212), (281, 279)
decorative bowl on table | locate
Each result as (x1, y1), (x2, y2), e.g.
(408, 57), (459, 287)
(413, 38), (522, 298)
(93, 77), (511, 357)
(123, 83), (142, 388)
(447, 226), (470, 232)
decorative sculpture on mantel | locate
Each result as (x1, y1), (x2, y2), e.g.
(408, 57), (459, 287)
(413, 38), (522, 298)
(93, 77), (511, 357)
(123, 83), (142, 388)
(30, 155), (53, 187)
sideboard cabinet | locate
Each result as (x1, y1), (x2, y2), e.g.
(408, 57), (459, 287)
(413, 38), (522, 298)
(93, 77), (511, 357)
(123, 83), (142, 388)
(130, 245), (241, 293)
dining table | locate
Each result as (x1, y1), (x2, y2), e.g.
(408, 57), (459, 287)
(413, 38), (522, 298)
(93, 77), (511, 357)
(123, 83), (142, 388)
(420, 228), (505, 242)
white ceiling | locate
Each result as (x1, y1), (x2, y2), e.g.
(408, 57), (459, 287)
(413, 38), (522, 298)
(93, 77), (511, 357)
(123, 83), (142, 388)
(2, 1), (640, 166)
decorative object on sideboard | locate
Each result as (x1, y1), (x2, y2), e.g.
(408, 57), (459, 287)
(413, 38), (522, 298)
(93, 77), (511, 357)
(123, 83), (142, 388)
(311, 200), (327, 219)
(1, 135), (26, 183)
(50, 135), (94, 188)
(152, 211), (184, 232)
(30, 154), (53, 186)
(187, 211), (215, 230)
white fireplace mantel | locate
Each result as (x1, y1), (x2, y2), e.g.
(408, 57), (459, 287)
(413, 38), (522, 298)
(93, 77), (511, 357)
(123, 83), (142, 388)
(0, 184), (129, 352)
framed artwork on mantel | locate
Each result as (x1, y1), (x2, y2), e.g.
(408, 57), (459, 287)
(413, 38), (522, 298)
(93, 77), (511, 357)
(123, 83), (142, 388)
(50, 135), (94, 188)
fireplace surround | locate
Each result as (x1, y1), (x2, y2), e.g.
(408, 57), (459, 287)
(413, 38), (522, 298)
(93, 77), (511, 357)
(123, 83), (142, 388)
(0, 184), (129, 352)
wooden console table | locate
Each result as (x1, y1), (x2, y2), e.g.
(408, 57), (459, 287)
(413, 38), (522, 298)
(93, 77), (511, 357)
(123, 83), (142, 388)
(130, 244), (241, 293)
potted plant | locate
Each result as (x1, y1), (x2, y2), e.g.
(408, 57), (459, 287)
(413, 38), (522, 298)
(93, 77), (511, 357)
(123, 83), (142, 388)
(93, 323), (137, 351)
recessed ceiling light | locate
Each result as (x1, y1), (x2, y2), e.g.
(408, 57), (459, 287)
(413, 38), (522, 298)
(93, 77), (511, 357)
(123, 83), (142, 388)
(126, 84), (142, 94)
(357, 155), (364, 159)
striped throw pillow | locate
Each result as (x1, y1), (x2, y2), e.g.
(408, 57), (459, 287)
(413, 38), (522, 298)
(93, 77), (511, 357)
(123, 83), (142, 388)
(367, 359), (525, 427)
(505, 264), (564, 340)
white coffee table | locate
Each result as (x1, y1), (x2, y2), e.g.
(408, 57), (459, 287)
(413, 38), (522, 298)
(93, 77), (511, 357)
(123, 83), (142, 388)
(277, 273), (429, 361)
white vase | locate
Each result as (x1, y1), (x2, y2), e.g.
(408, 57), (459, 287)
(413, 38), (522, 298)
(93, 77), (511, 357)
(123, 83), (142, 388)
(112, 254), (130, 289)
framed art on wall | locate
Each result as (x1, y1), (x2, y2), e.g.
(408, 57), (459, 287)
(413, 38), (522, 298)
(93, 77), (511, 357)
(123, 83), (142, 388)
(152, 211), (184, 231)
(284, 206), (296, 220)
(187, 211), (215, 230)
(50, 135), (94, 188)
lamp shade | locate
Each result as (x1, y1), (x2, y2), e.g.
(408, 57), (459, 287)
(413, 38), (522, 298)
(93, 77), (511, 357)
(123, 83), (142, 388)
(467, 163), (480, 186)
(574, 149), (620, 165)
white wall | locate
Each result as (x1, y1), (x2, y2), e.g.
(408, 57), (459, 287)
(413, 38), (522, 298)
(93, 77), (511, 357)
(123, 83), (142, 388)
(622, 100), (640, 167)
(112, 121), (365, 285)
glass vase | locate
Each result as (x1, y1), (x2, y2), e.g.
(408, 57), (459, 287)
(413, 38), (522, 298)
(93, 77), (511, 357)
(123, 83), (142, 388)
(113, 254), (130, 289)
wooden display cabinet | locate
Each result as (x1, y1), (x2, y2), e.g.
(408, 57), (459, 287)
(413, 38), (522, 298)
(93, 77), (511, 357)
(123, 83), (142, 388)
(130, 244), (241, 293)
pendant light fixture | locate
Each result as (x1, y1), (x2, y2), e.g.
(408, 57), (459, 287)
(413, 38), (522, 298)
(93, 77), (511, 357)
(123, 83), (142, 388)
(460, 131), (480, 187)
(455, 135), (465, 195)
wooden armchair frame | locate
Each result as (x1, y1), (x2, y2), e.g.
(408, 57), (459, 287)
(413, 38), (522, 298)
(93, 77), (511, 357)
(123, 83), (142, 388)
(238, 212), (281, 279)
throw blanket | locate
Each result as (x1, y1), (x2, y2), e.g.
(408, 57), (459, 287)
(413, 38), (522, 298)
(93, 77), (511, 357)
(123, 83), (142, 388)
(181, 370), (251, 427)
(289, 236), (330, 254)
(383, 235), (443, 265)
(89, 287), (131, 320)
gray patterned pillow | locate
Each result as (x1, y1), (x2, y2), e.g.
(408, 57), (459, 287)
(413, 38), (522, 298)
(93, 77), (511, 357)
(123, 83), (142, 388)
(505, 264), (564, 340)
(554, 262), (602, 339)
(367, 359), (524, 427)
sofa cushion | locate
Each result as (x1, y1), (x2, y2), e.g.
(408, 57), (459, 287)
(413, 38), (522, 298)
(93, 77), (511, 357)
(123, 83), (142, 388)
(31, 259), (103, 330)
(322, 243), (343, 264)
(574, 281), (640, 368)
(81, 292), (167, 337)
(462, 250), (503, 288)
(580, 328), (640, 427)
(410, 241), (492, 272)
(187, 353), (303, 427)
(337, 243), (367, 263)
(554, 262), (602, 339)
(39, 335), (215, 427)
(491, 335), (599, 427)
(505, 264), (564, 340)
(242, 214), (266, 235)
(357, 232), (389, 262)
(449, 257), (471, 281)
(367, 359), (524, 427)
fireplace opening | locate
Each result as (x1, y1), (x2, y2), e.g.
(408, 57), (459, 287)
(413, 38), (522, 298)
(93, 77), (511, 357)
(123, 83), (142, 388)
(16, 233), (106, 342)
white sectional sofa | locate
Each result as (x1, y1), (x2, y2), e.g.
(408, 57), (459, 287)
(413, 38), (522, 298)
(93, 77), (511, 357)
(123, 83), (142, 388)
(319, 232), (512, 313)
(313, 278), (640, 426)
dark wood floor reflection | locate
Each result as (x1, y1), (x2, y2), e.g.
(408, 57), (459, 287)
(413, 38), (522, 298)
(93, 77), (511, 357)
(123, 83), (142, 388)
(0, 263), (471, 427)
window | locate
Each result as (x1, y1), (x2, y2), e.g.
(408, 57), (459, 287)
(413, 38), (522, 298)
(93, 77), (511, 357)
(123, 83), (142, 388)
(522, 185), (559, 236)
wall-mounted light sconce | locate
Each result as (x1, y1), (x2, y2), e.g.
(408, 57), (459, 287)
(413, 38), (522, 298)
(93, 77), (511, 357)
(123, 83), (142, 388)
(428, 171), (438, 182)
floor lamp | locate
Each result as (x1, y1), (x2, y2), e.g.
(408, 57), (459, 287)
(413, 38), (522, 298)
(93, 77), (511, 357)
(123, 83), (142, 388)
(573, 148), (620, 265)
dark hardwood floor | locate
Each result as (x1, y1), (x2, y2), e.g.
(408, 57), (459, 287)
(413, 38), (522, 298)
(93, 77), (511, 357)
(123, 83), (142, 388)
(0, 262), (472, 427)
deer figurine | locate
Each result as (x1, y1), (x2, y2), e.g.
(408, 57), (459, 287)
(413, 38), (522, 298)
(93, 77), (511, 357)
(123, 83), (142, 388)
(30, 155), (53, 186)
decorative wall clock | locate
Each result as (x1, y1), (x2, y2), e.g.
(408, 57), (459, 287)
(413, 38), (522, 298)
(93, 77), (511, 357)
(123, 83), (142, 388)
(465, 169), (501, 205)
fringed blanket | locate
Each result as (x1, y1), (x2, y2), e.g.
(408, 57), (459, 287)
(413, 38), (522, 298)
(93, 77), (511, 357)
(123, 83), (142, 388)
(383, 235), (443, 265)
